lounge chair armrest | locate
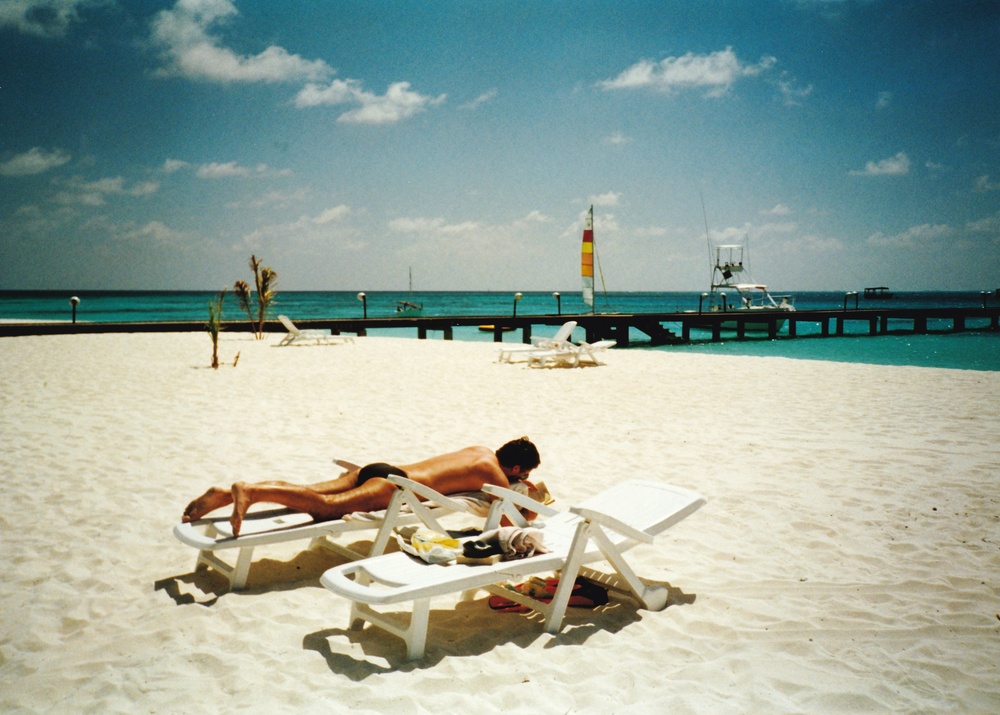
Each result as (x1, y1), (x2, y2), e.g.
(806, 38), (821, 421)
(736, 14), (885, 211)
(569, 506), (654, 544)
(481, 484), (560, 517)
(387, 475), (468, 512)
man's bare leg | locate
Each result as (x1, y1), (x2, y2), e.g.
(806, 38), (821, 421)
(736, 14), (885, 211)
(182, 478), (308, 522)
(183, 487), (233, 522)
(229, 479), (397, 536)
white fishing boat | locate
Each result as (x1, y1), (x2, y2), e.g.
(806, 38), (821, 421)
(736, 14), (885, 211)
(699, 242), (795, 331)
(396, 268), (423, 316)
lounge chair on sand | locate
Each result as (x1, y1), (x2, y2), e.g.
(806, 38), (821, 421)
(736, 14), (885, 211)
(527, 339), (616, 368)
(320, 479), (706, 660)
(173, 477), (513, 591)
(277, 315), (355, 346)
(497, 321), (578, 363)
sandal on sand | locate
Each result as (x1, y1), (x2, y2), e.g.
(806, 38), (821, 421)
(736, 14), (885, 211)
(488, 576), (609, 613)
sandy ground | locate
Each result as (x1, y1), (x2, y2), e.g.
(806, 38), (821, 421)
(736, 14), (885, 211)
(1, 331), (998, 714)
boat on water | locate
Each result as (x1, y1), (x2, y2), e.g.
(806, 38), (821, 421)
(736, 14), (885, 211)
(864, 286), (893, 300)
(696, 242), (795, 331)
(396, 268), (423, 316)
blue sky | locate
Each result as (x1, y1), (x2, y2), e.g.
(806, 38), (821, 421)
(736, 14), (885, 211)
(1, 0), (998, 292)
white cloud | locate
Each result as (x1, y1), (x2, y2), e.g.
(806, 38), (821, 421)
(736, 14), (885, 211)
(777, 72), (813, 106)
(52, 175), (159, 205)
(966, 212), (1000, 235)
(867, 223), (951, 248)
(0, 0), (83, 38)
(598, 47), (776, 98)
(163, 158), (190, 173)
(515, 210), (550, 226)
(877, 91), (893, 109)
(605, 132), (632, 145)
(0, 147), (71, 176)
(850, 151), (911, 176)
(590, 192), (622, 207)
(195, 161), (290, 179)
(761, 203), (791, 216)
(459, 89), (497, 111)
(240, 204), (361, 252)
(388, 217), (448, 233)
(294, 78), (360, 107)
(313, 205), (351, 224)
(226, 188), (311, 209)
(150, 0), (331, 83)
(388, 216), (482, 235)
(296, 80), (446, 125)
(974, 175), (1000, 192)
(120, 220), (185, 244)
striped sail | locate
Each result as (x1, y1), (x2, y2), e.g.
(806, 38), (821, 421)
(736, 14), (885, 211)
(581, 205), (594, 308)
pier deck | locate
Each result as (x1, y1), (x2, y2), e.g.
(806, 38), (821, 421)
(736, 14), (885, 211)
(2, 306), (998, 346)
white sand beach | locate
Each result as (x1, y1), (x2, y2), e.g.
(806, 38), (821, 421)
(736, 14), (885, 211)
(1, 331), (998, 714)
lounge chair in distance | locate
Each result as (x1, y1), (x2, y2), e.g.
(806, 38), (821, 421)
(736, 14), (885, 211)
(527, 339), (616, 368)
(497, 320), (578, 363)
(320, 479), (706, 660)
(173, 476), (506, 591)
(277, 315), (355, 346)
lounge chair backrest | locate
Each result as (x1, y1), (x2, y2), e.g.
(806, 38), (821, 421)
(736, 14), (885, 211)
(552, 321), (578, 342)
(278, 315), (299, 334)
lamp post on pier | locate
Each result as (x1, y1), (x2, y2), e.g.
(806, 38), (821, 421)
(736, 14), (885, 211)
(552, 292), (561, 315)
(357, 292), (367, 319)
(513, 292), (523, 317)
(69, 296), (80, 324)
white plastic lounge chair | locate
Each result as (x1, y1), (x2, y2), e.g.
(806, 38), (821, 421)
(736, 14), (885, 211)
(277, 315), (355, 346)
(527, 339), (616, 368)
(173, 477), (503, 590)
(320, 479), (706, 660)
(498, 321), (578, 362)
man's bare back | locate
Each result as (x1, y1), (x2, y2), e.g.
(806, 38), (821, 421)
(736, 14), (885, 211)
(182, 438), (541, 536)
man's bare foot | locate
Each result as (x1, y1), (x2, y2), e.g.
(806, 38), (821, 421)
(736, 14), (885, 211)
(182, 486), (233, 522)
(230, 482), (252, 537)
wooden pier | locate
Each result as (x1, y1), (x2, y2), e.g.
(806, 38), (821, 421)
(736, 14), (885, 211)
(2, 306), (998, 346)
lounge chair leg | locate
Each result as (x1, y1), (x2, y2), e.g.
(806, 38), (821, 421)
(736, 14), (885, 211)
(349, 603), (367, 631)
(638, 585), (669, 611)
(406, 599), (430, 660)
(230, 546), (255, 591)
(588, 526), (669, 610)
(543, 521), (591, 635)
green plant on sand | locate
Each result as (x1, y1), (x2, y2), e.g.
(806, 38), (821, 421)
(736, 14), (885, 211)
(206, 288), (226, 369)
(234, 254), (277, 339)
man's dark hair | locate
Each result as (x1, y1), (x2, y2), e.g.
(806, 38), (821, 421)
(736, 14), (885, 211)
(495, 436), (540, 471)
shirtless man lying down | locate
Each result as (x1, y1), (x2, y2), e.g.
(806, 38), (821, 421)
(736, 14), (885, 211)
(181, 437), (541, 536)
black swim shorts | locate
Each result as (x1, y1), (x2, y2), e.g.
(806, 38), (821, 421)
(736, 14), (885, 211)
(356, 462), (408, 485)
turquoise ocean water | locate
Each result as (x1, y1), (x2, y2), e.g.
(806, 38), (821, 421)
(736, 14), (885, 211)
(1, 290), (998, 372)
